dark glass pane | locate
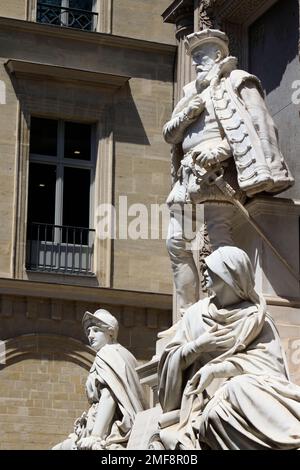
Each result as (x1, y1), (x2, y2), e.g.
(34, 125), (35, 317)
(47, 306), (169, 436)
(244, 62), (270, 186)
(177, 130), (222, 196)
(63, 167), (90, 243)
(69, 0), (93, 10)
(30, 117), (58, 156)
(64, 122), (91, 160)
(68, 1), (94, 30)
(38, 0), (61, 4)
(37, 0), (62, 26)
(68, 0), (94, 31)
(27, 163), (56, 241)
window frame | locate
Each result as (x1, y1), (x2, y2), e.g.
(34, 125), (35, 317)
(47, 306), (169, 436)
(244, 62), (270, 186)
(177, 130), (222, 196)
(29, 118), (96, 235)
(28, 0), (113, 33)
(33, 0), (100, 32)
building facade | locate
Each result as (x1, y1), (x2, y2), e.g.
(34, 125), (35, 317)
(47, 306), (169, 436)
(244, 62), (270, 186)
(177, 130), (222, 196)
(0, 0), (176, 449)
(0, 0), (299, 450)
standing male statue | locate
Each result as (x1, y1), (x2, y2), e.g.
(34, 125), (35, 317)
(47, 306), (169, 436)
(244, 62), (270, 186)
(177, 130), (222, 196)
(163, 29), (294, 313)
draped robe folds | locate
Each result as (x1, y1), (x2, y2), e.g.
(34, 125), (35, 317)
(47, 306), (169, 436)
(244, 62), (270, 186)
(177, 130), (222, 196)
(86, 343), (145, 449)
(158, 298), (300, 450)
(54, 343), (145, 450)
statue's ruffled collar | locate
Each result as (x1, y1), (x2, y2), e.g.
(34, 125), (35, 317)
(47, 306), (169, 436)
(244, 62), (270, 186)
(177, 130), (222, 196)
(196, 56), (238, 93)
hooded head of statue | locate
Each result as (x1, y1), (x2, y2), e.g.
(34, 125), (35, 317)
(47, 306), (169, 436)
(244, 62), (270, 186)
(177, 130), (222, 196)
(204, 246), (260, 305)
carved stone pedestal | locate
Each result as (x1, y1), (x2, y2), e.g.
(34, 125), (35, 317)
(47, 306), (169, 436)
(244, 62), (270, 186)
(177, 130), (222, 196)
(232, 196), (300, 384)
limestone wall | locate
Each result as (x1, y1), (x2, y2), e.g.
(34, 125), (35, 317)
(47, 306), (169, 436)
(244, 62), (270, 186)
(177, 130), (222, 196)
(0, 18), (175, 293)
(112, 0), (175, 44)
(0, 353), (89, 450)
(0, 0), (26, 20)
(0, 290), (171, 449)
(0, 59), (17, 278)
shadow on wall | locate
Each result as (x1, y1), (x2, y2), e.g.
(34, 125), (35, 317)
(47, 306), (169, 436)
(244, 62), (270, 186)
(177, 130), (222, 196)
(113, 82), (150, 145)
(249, 0), (299, 94)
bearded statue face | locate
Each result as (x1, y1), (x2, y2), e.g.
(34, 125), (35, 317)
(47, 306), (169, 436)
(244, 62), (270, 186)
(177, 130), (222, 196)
(192, 43), (223, 82)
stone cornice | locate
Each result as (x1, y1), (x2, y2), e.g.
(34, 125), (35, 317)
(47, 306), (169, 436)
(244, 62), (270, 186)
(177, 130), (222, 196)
(0, 278), (172, 310)
(162, 0), (194, 24)
(210, 0), (278, 26)
(244, 196), (300, 217)
(5, 59), (130, 90)
(136, 358), (159, 387)
(232, 197), (300, 232)
(0, 16), (176, 55)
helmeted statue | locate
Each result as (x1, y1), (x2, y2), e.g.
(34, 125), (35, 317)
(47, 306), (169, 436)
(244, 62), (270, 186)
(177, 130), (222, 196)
(164, 29), (294, 313)
(52, 309), (145, 450)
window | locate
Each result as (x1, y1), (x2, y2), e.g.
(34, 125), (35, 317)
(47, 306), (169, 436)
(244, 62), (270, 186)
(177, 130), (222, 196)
(36, 0), (98, 31)
(26, 117), (95, 274)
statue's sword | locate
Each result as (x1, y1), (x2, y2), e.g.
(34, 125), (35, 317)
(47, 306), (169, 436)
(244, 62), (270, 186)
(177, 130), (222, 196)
(195, 167), (300, 282)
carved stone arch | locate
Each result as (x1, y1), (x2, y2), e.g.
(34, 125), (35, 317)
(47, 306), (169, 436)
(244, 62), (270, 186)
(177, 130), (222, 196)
(2, 333), (94, 370)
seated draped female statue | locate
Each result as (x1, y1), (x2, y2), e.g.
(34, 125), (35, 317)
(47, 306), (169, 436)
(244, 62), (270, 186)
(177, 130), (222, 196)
(157, 246), (300, 450)
(53, 309), (145, 450)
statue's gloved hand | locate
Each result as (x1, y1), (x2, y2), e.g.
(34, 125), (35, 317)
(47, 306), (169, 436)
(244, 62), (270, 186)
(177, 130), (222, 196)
(185, 361), (241, 396)
(185, 364), (216, 396)
(194, 324), (235, 352)
(192, 140), (232, 169)
(192, 149), (220, 169)
(184, 95), (205, 120)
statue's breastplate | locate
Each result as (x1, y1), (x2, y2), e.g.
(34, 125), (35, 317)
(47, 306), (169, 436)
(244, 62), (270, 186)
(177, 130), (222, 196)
(182, 87), (223, 153)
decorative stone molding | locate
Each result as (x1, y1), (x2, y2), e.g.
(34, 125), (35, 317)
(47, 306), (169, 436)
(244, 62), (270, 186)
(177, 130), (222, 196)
(3, 333), (94, 369)
(5, 60), (130, 90)
(5, 59), (130, 286)
(99, 0), (112, 34)
(0, 279), (172, 309)
(162, 0), (194, 39)
(214, 0), (279, 26)
(26, 0), (37, 21)
(136, 359), (159, 407)
(198, 0), (218, 30)
(11, 106), (30, 280)
(232, 197), (300, 232)
(0, 291), (171, 363)
(0, 17), (176, 55)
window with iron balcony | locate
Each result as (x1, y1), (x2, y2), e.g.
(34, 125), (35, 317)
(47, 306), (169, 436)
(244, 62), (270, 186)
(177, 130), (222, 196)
(26, 117), (96, 276)
(36, 0), (98, 32)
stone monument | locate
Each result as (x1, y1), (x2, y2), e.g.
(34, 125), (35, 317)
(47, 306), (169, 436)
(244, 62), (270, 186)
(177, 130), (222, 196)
(129, 28), (300, 451)
(52, 309), (145, 450)
(156, 246), (300, 450)
(164, 28), (294, 314)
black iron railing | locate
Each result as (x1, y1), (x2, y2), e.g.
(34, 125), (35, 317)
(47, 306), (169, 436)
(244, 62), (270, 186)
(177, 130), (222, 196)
(36, 2), (98, 31)
(26, 222), (95, 275)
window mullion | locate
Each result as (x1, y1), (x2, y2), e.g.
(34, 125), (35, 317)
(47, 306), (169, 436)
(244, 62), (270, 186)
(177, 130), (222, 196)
(61, 0), (69, 27)
(55, 121), (65, 232)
